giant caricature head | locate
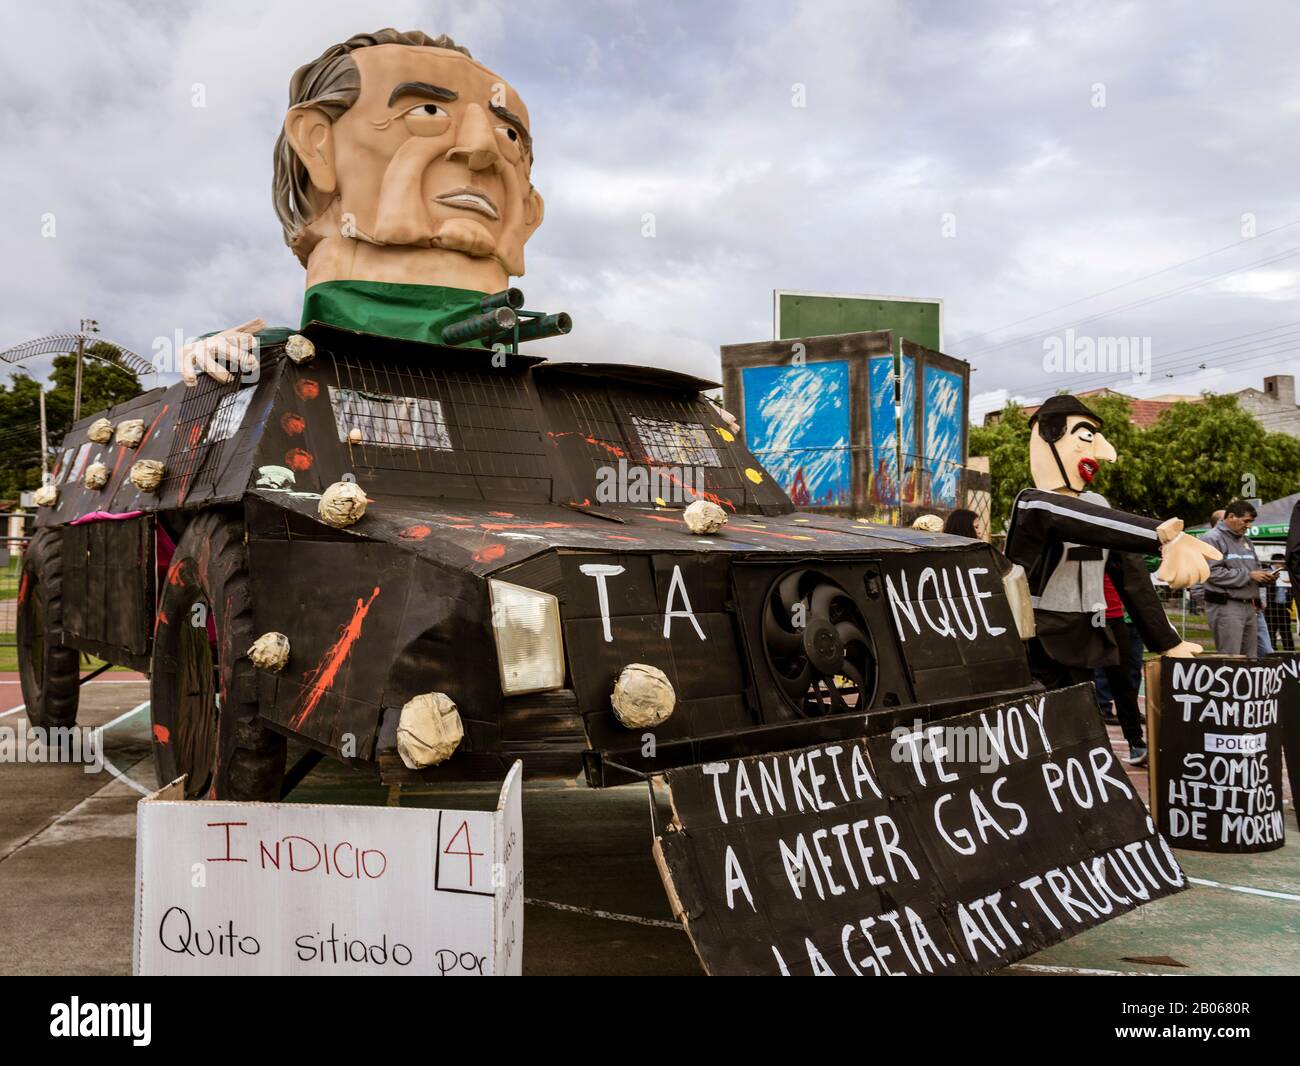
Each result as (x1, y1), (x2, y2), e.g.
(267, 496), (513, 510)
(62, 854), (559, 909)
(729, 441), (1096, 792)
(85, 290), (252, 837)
(1028, 394), (1118, 493)
(272, 29), (544, 292)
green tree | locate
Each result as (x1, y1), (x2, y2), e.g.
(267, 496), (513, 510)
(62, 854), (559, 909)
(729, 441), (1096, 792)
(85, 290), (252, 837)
(1133, 393), (1293, 524)
(0, 343), (142, 499)
(0, 372), (45, 499)
(45, 344), (144, 446)
(969, 403), (1030, 535)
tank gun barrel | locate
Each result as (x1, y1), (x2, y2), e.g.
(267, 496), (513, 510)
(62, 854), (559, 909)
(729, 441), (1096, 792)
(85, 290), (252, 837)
(440, 307), (518, 346)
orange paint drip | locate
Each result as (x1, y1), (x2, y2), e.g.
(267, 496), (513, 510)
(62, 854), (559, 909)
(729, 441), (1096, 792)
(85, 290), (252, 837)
(138, 403), (169, 451)
(153, 723), (170, 744)
(177, 423), (204, 505)
(289, 587), (380, 729)
(479, 520), (573, 532)
(399, 524), (431, 540)
(473, 543), (507, 564)
(17, 572), (28, 607)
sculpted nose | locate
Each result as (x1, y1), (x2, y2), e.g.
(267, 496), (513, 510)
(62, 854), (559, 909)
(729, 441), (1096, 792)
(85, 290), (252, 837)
(1093, 432), (1118, 463)
(446, 103), (499, 171)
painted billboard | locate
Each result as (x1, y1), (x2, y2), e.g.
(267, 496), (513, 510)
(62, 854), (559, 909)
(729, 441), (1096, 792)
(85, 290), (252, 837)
(922, 364), (963, 508)
(867, 354), (916, 506)
(740, 361), (851, 507)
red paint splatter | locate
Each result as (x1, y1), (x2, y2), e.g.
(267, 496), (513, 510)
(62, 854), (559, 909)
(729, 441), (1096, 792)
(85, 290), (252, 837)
(17, 572), (28, 607)
(280, 412), (306, 436)
(479, 520), (573, 532)
(733, 526), (811, 543)
(285, 448), (314, 471)
(489, 511), (515, 518)
(166, 561), (185, 586)
(547, 431), (626, 458)
(289, 587), (380, 729)
(295, 379), (320, 401)
(138, 403), (169, 451)
(607, 534), (643, 542)
(400, 524), (431, 540)
(473, 544), (507, 564)
(153, 723), (170, 744)
(176, 423), (204, 505)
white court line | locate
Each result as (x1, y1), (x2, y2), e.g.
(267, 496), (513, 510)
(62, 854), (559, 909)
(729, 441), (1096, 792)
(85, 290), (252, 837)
(525, 897), (682, 930)
(93, 700), (151, 795)
(96, 700), (150, 734)
(1189, 876), (1300, 903)
(0, 703), (24, 719)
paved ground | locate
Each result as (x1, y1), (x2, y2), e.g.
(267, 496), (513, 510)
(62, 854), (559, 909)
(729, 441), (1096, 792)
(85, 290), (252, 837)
(1, 675), (1297, 976)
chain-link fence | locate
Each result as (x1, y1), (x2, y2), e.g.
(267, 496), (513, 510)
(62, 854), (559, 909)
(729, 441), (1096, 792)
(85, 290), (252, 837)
(1, 524), (31, 655)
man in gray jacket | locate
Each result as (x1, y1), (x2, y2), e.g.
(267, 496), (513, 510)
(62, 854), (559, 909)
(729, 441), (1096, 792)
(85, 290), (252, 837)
(1200, 499), (1275, 657)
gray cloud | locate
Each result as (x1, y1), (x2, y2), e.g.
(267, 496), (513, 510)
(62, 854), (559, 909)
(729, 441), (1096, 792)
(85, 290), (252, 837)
(3, 0), (1298, 418)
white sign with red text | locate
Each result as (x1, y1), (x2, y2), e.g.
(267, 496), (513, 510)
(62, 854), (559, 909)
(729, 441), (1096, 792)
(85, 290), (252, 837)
(133, 761), (523, 975)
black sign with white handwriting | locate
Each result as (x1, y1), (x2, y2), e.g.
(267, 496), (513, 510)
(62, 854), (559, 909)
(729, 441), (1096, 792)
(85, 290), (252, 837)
(1154, 657), (1288, 853)
(653, 684), (1184, 976)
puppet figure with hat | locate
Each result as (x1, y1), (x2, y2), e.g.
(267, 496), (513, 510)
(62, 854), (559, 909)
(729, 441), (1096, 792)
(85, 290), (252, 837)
(1004, 394), (1220, 703)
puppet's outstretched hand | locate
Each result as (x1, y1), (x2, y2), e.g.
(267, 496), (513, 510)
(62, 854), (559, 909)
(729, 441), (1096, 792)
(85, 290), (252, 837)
(1155, 531), (1221, 589)
(1163, 639), (1203, 658)
(180, 318), (266, 386)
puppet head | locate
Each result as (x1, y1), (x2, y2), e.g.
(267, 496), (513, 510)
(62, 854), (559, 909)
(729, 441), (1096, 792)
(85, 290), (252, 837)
(1028, 394), (1117, 493)
(273, 29), (544, 293)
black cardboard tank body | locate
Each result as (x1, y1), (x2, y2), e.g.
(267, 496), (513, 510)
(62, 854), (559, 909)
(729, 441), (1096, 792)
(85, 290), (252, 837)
(37, 324), (1036, 786)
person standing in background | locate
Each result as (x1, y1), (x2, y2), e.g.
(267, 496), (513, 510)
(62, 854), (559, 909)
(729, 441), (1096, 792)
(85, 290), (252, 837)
(1098, 572), (1149, 766)
(1284, 495), (1300, 648)
(1200, 500), (1273, 657)
(1271, 564), (1296, 651)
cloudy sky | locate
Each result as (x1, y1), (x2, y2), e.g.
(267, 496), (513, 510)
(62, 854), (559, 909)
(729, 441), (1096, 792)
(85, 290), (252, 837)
(3, 0), (1298, 422)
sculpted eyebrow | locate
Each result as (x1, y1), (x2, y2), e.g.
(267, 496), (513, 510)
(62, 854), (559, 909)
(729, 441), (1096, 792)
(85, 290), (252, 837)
(388, 82), (458, 107)
(489, 103), (533, 154)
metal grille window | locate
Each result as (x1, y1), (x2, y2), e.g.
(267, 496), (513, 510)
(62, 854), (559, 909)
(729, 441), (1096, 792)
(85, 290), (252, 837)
(328, 386), (452, 451)
(204, 388), (256, 444)
(630, 415), (720, 467)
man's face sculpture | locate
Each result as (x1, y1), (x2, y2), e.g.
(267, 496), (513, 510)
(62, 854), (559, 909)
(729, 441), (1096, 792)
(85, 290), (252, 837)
(284, 44), (544, 287)
(1029, 413), (1118, 493)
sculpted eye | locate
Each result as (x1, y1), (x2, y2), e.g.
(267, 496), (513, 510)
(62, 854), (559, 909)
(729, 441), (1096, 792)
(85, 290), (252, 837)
(498, 126), (518, 142)
(1075, 426), (1095, 442)
(407, 103), (449, 118)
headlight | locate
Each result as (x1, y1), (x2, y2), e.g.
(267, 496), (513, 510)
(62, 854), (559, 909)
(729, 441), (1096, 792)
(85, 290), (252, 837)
(1002, 563), (1036, 640)
(489, 579), (565, 695)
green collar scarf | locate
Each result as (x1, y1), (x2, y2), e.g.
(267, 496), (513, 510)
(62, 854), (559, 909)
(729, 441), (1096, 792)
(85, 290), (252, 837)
(301, 280), (487, 346)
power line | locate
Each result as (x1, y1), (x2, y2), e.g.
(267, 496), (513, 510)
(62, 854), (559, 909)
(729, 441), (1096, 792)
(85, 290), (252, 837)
(1004, 321), (1300, 396)
(955, 218), (1300, 348)
(958, 244), (1300, 361)
(991, 333), (1300, 406)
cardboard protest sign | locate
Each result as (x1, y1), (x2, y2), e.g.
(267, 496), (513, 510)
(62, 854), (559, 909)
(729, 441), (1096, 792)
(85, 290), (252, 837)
(653, 685), (1184, 976)
(1147, 657), (1287, 853)
(133, 762), (523, 975)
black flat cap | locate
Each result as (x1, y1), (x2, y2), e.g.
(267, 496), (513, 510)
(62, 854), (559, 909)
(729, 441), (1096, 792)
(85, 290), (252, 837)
(1029, 393), (1103, 429)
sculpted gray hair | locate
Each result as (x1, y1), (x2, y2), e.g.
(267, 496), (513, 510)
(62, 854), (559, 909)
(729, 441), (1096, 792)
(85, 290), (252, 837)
(272, 28), (471, 257)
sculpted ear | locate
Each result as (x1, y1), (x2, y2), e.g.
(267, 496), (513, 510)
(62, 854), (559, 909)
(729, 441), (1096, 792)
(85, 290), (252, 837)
(523, 186), (544, 235)
(283, 106), (337, 195)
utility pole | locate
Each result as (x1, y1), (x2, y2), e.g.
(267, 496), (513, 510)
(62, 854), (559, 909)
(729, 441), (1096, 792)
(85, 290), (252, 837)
(74, 317), (98, 422)
(39, 387), (49, 482)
